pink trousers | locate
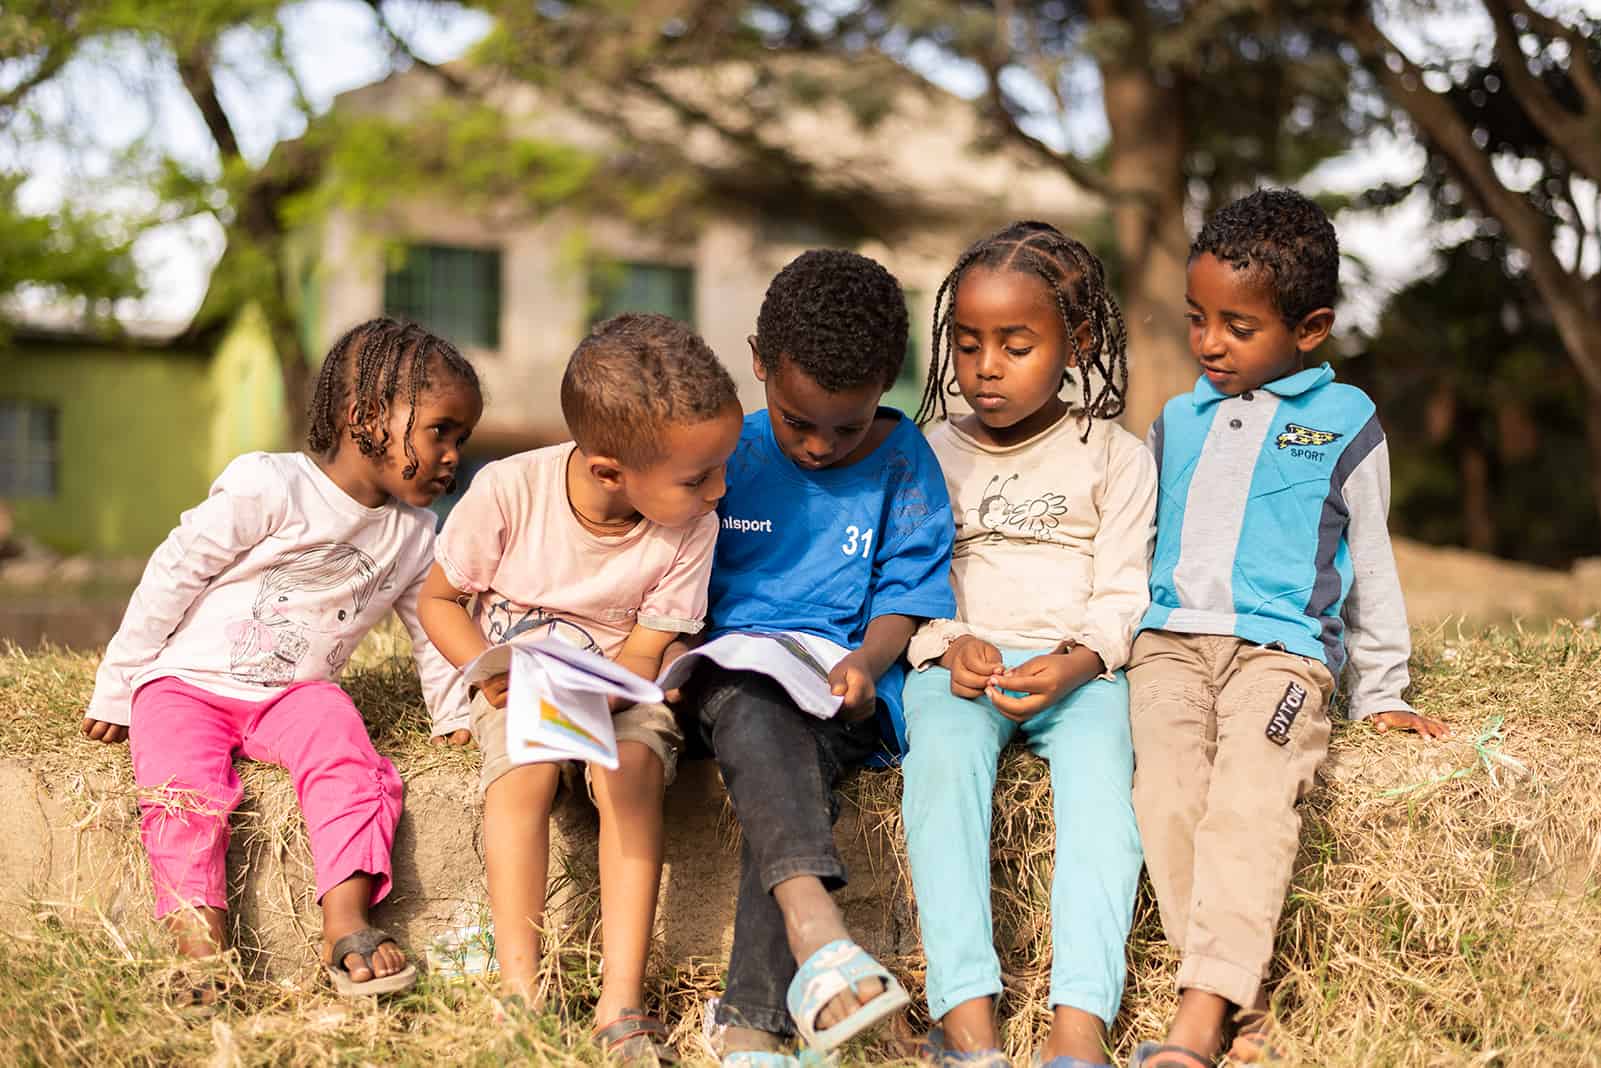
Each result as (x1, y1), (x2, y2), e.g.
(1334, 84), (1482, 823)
(129, 676), (404, 919)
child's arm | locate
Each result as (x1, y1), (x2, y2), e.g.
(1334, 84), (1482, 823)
(632, 513), (720, 702)
(615, 624), (680, 686)
(84, 455), (283, 740)
(1342, 429), (1448, 739)
(988, 431), (1157, 720)
(398, 560), (473, 745)
(416, 464), (513, 719)
(839, 439), (960, 716)
(830, 614), (918, 718)
(417, 561), (497, 693)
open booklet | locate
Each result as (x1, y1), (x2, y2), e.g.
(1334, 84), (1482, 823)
(463, 641), (664, 771)
(656, 630), (848, 721)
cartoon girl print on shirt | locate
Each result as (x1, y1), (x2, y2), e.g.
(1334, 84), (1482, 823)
(227, 544), (386, 686)
(964, 474), (1070, 543)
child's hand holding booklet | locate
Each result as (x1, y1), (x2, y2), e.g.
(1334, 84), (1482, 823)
(463, 629), (854, 771)
(463, 641), (664, 771)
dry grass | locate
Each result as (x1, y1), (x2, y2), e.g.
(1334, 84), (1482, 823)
(2, 619), (1599, 1066)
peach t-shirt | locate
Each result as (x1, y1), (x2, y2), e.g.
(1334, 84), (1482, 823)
(435, 444), (719, 657)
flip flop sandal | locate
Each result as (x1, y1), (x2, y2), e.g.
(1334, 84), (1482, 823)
(171, 976), (230, 1018)
(594, 1009), (679, 1066)
(921, 1025), (1012, 1066)
(720, 1051), (837, 1067)
(1225, 1028), (1280, 1064)
(785, 938), (911, 1053)
(324, 927), (418, 997)
(1128, 1043), (1219, 1068)
(1034, 1053), (1109, 1067)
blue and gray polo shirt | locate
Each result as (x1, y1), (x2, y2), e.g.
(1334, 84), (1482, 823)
(1138, 363), (1414, 719)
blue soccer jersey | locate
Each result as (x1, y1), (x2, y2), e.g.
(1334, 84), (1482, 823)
(708, 409), (957, 753)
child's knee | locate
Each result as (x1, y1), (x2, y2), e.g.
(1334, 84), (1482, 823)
(138, 778), (244, 830)
(590, 741), (667, 811)
(484, 762), (561, 813)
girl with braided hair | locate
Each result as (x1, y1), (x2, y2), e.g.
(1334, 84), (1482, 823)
(901, 222), (1157, 1066)
(84, 317), (481, 1002)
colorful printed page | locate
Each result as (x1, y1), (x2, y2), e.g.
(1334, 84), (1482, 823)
(657, 631), (848, 720)
(463, 640), (664, 770)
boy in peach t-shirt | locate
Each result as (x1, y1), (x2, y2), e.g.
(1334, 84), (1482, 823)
(419, 314), (743, 1060)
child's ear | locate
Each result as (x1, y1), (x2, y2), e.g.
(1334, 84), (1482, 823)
(748, 336), (767, 382)
(587, 454), (626, 491)
(1295, 307), (1335, 352)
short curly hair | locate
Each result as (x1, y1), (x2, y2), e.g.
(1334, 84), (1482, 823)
(1190, 188), (1340, 327)
(754, 249), (908, 392)
(561, 313), (739, 469)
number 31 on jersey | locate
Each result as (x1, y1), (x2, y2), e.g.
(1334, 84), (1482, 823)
(841, 525), (874, 559)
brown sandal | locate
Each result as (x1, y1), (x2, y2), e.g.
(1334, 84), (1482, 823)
(1226, 1026), (1279, 1064)
(594, 1009), (678, 1066)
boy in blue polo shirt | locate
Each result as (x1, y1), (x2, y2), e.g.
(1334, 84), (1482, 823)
(680, 249), (955, 1065)
(1127, 190), (1449, 1068)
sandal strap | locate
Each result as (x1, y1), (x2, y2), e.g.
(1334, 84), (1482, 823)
(328, 927), (398, 974)
(922, 1026), (1011, 1066)
(1132, 1043), (1218, 1068)
(783, 938), (909, 1050)
(594, 1011), (669, 1048)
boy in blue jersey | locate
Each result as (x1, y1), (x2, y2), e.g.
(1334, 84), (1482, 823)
(1126, 189), (1449, 1068)
(681, 249), (956, 1064)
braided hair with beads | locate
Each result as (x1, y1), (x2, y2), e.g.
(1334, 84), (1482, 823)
(306, 317), (481, 481)
(915, 221), (1128, 441)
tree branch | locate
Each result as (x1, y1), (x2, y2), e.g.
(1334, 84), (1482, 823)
(174, 41), (241, 164)
(1503, 0), (1601, 114)
(0, 43), (75, 119)
(974, 13), (1122, 201)
(1482, 0), (1601, 183)
(1340, 9), (1601, 391)
(359, 0), (473, 96)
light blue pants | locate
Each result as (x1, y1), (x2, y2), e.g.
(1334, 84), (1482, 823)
(901, 649), (1143, 1025)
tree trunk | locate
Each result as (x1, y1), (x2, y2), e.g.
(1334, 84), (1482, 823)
(1098, 60), (1195, 437)
(1585, 388), (1601, 548)
(1459, 442), (1495, 553)
(267, 299), (312, 450)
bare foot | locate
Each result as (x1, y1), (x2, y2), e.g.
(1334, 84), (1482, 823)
(1161, 988), (1230, 1064)
(1043, 1004), (1110, 1064)
(161, 907), (230, 1008)
(772, 876), (887, 1033)
(722, 1025), (787, 1054)
(165, 905), (227, 960)
(320, 873), (406, 981)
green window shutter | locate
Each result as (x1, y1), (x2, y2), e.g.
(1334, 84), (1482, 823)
(384, 244), (502, 349)
(589, 261), (695, 327)
(0, 401), (59, 497)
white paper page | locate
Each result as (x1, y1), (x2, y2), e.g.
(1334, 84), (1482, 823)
(508, 660), (618, 769)
(461, 639), (666, 771)
(657, 631), (849, 720)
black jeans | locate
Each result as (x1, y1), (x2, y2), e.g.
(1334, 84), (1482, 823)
(684, 664), (880, 1036)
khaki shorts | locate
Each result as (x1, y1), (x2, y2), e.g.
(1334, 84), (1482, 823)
(469, 691), (683, 797)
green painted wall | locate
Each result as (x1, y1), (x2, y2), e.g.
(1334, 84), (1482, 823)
(1, 308), (286, 557)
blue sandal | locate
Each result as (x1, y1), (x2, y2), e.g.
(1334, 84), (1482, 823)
(720, 1051), (835, 1067)
(784, 939), (910, 1052)
(921, 1025), (1011, 1066)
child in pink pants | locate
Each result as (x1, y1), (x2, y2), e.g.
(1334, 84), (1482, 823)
(82, 318), (483, 1002)
(130, 678), (403, 919)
